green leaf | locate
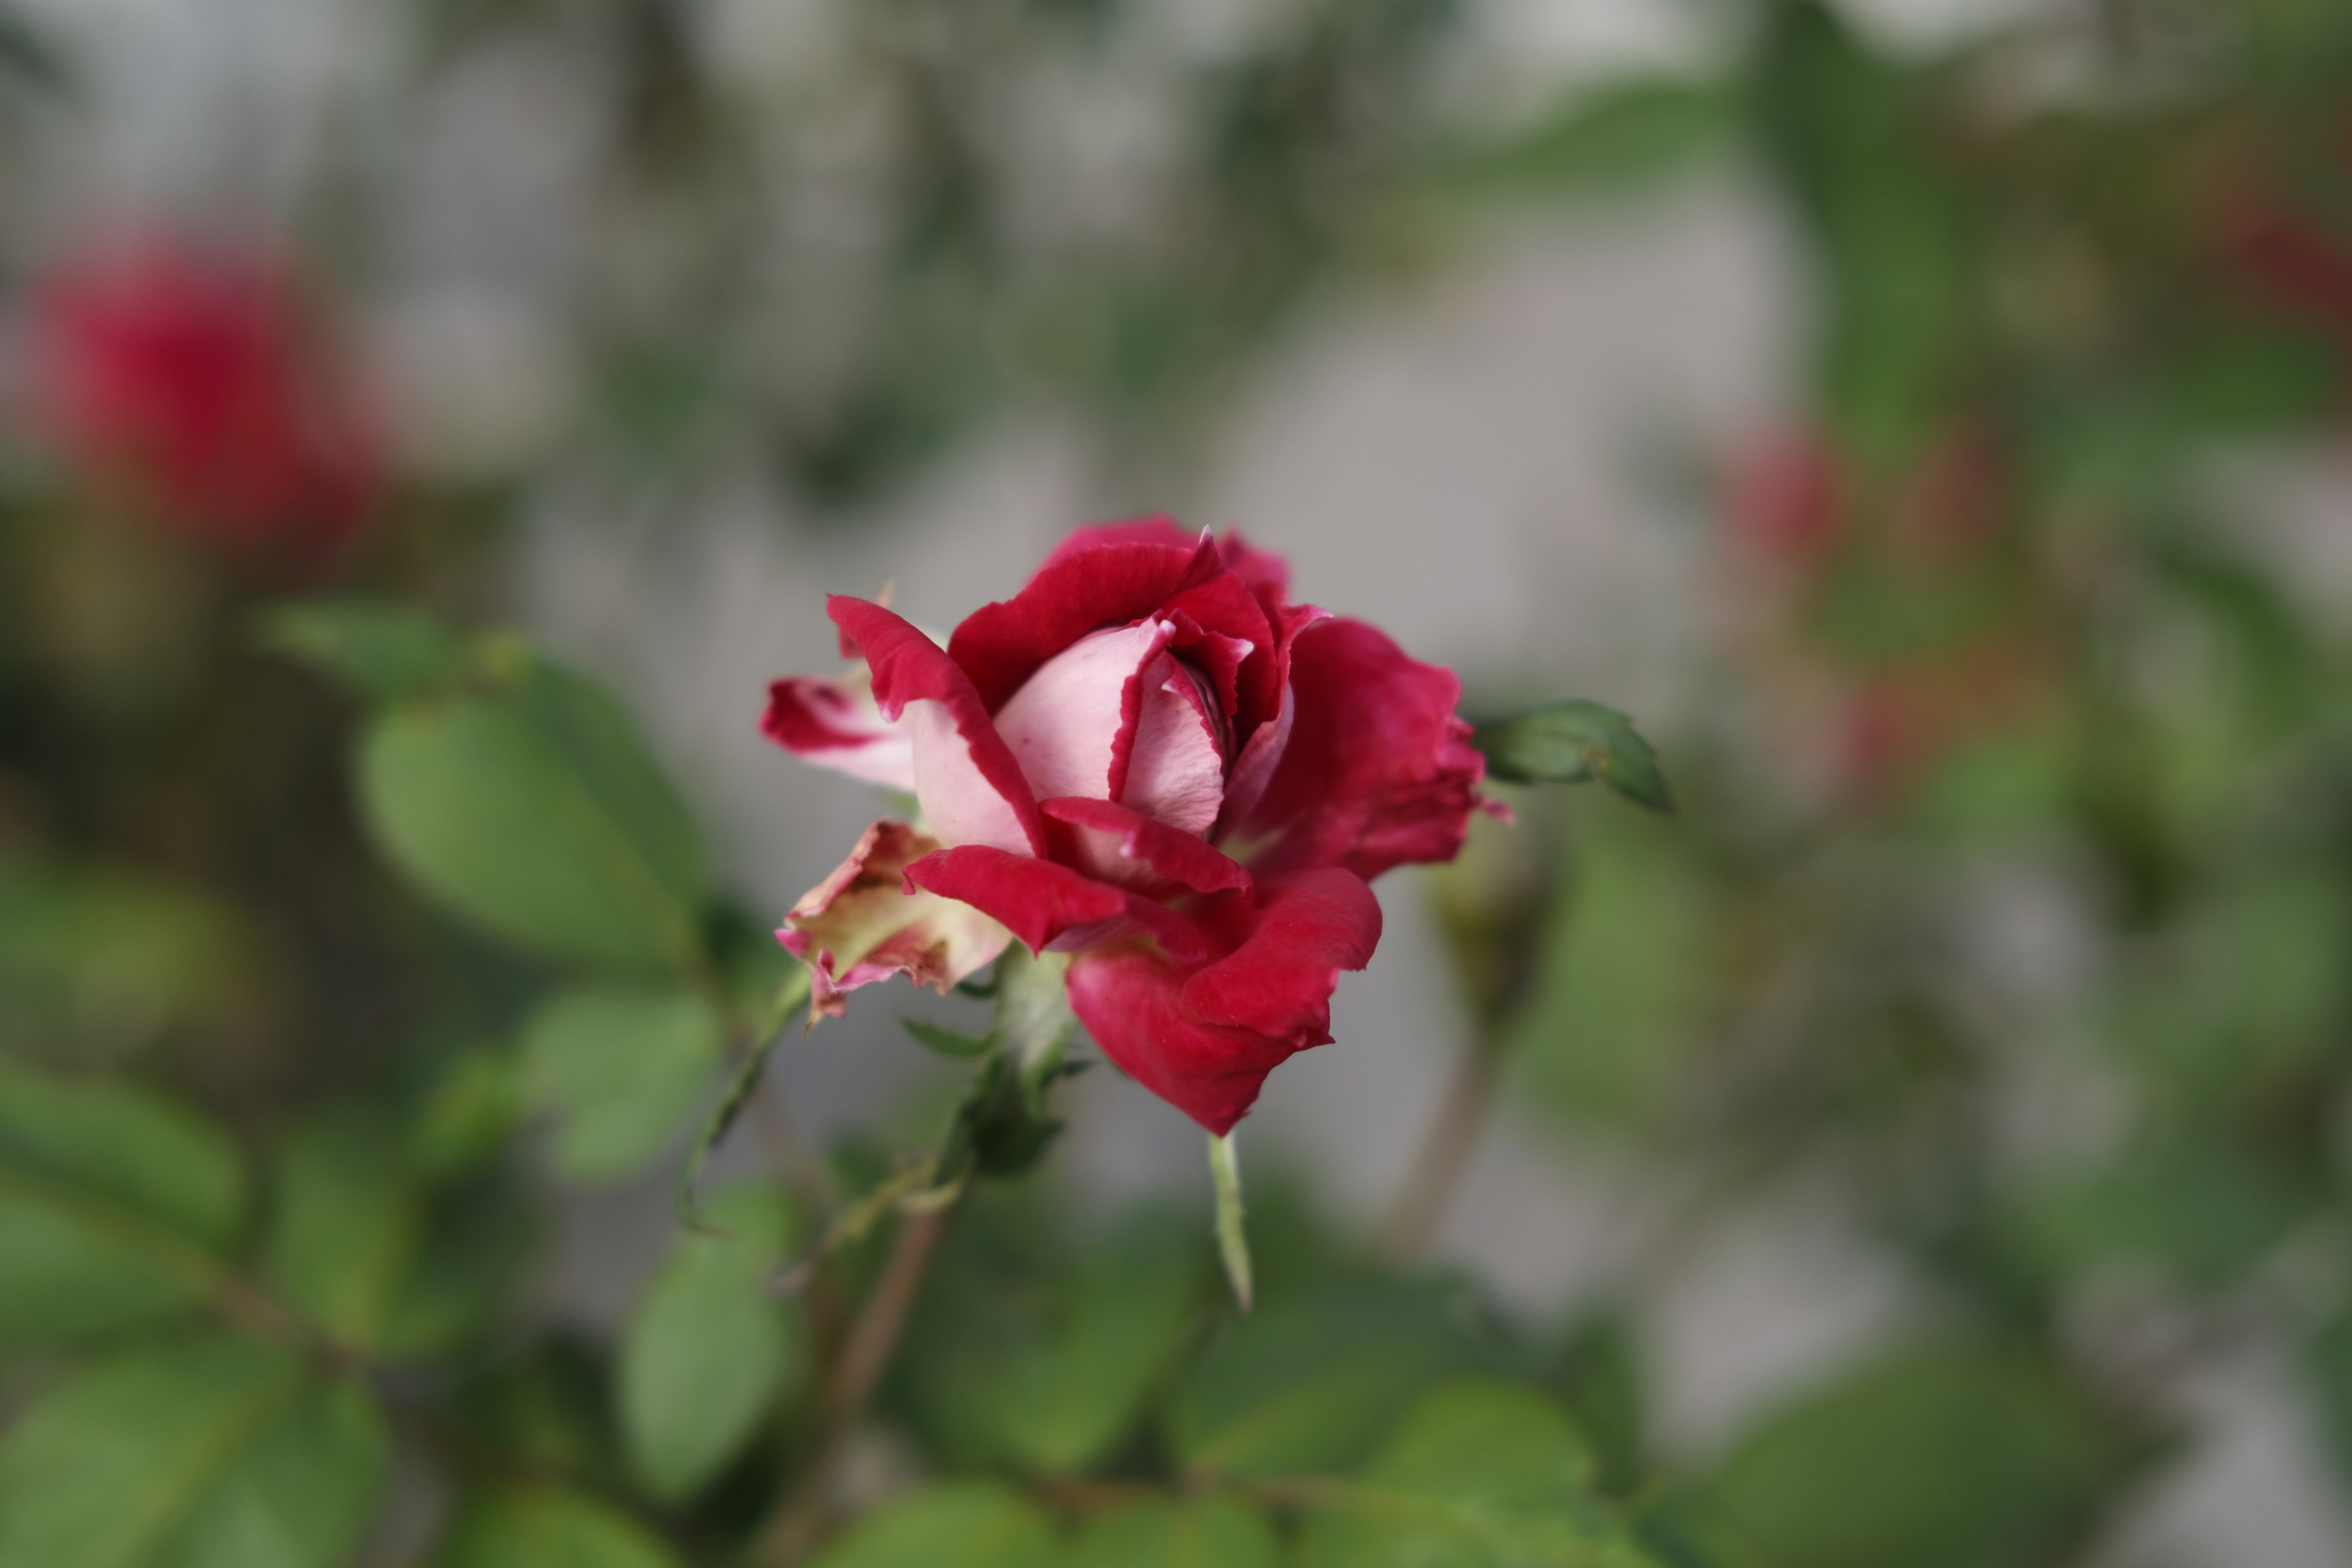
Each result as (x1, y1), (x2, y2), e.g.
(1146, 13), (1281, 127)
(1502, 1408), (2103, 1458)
(262, 1110), (531, 1359)
(1166, 1284), (1508, 1477)
(258, 598), (471, 702)
(410, 1047), (526, 1178)
(905, 1219), (1209, 1475)
(1066, 1495), (1283, 1568)
(0, 1060), (246, 1350)
(903, 1019), (994, 1059)
(0, 861), (265, 1058)
(1706, 1337), (2146, 1568)
(1551, 1309), (1647, 1497)
(619, 1185), (803, 1502)
(522, 986), (725, 1181)
(1472, 702), (1672, 813)
(1506, 810), (1713, 1126)
(434, 1488), (683, 1568)
(0, 1333), (390, 1568)
(0, 1058), (243, 1248)
(1300, 1382), (1652, 1568)
(359, 659), (707, 971)
(810, 1483), (1060, 1568)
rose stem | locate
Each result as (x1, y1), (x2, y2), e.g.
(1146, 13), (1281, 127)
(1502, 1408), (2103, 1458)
(758, 1202), (952, 1564)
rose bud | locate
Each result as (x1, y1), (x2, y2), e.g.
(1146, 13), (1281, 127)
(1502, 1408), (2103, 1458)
(763, 519), (1491, 1135)
(24, 233), (382, 565)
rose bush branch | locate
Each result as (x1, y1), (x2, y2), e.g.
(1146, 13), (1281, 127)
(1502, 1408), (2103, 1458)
(1379, 701), (1673, 1260)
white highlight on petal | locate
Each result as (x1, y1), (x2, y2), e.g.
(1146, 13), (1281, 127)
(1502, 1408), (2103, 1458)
(992, 620), (1172, 804)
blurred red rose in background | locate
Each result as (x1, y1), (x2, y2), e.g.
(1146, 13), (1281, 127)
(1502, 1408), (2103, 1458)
(23, 234), (382, 564)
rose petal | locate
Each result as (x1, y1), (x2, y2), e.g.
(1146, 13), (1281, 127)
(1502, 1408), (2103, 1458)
(1063, 869), (1382, 1135)
(992, 619), (1174, 805)
(831, 595), (1045, 856)
(1039, 796), (1253, 897)
(1214, 601), (1325, 835)
(779, 821), (1012, 1022)
(761, 668), (916, 791)
(1120, 652), (1227, 836)
(949, 525), (1278, 732)
(1234, 617), (1487, 882)
(905, 844), (1214, 965)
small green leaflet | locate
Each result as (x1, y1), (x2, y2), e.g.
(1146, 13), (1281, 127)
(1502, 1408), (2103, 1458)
(1472, 701), (1673, 813)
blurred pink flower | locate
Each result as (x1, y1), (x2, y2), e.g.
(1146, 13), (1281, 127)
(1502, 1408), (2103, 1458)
(26, 235), (382, 563)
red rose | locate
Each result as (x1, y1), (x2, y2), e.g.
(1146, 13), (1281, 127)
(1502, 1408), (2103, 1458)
(763, 519), (1488, 1134)
(26, 235), (381, 562)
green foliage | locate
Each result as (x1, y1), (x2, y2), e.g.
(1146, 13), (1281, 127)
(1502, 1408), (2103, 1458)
(1473, 701), (1673, 813)
(0, 1334), (389, 1568)
(620, 1185), (803, 1502)
(1298, 1381), (1659, 1568)
(1705, 1338), (2146, 1568)
(359, 657), (708, 972)
(1065, 1496), (1285, 1568)
(2308, 1309), (2352, 1489)
(1505, 810), (1713, 1126)
(522, 984), (725, 1180)
(262, 1108), (530, 1359)
(807, 1483), (1060, 1568)
(0, 861), (264, 1058)
(1550, 1310), (1648, 1498)
(1752, 1), (1978, 464)
(1166, 1283), (1512, 1477)
(0, 1058), (244, 1350)
(434, 1487), (684, 1568)
(260, 598), (472, 701)
(900, 1214), (1210, 1475)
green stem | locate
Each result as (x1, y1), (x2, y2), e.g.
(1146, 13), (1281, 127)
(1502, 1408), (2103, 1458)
(1210, 1131), (1253, 1313)
(676, 967), (816, 1231)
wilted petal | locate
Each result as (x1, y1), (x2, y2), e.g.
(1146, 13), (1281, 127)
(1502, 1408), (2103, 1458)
(779, 821), (1011, 1022)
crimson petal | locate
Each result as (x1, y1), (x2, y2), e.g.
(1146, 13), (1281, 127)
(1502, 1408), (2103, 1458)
(1063, 869), (1382, 1135)
(1234, 617), (1487, 882)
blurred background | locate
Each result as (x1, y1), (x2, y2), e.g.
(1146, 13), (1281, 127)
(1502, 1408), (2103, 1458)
(9, 0), (2352, 1564)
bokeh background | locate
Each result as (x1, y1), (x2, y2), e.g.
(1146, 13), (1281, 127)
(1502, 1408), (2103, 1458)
(9, 0), (2352, 1564)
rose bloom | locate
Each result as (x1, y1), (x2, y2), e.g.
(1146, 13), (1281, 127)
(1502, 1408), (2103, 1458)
(763, 520), (1490, 1134)
(26, 235), (380, 561)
